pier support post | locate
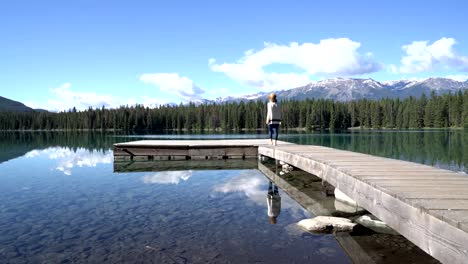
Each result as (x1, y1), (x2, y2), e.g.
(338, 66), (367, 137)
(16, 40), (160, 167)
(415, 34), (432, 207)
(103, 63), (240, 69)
(321, 180), (335, 196)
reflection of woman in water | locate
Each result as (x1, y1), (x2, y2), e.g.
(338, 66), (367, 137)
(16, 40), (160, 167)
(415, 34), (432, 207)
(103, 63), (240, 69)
(267, 181), (281, 224)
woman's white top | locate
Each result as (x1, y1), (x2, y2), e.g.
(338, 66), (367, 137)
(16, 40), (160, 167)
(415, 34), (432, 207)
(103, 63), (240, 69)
(266, 101), (281, 125)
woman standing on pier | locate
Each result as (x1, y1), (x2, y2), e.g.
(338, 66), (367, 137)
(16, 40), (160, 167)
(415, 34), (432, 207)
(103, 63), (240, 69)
(266, 93), (281, 146)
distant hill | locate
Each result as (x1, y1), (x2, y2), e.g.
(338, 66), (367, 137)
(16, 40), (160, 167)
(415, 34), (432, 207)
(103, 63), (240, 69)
(0, 96), (34, 112)
(205, 77), (468, 103)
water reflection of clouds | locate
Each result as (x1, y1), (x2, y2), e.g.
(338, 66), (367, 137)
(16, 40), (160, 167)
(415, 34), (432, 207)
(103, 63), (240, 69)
(213, 171), (309, 218)
(25, 150), (41, 158)
(25, 148), (112, 175)
(142, 171), (193, 185)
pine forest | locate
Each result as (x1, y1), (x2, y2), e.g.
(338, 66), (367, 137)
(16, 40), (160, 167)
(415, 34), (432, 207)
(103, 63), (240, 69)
(1, 91), (468, 131)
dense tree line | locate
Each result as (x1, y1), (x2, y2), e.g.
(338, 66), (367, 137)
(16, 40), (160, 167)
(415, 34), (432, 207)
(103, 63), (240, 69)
(1, 91), (468, 131)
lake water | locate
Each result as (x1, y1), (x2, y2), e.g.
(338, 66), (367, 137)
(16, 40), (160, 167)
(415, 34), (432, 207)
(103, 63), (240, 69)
(1, 130), (463, 263)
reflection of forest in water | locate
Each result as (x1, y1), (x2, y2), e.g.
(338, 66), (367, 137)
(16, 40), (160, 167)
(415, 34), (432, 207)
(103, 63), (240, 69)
(1, 130), (467, 173)
(284, 130), (467, 173)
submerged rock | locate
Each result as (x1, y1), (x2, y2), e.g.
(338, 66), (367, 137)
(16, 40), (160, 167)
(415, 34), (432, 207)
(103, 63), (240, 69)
(282, 164), (294, 172)
(354, 215), (399, 235)
(297, 216), (357, 233)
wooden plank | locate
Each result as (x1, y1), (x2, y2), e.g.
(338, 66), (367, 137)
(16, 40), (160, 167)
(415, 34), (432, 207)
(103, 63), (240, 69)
(366, 178), (468, 182)
(361, 176), (468, 181)
(188, 147), (225, 157)
(383, 186), (468, 193)
(353, 173), (463, 180)
(329, 163), (449, 170)
(397, 193), (468, 199)
(114, 147), (189, 156)
(367, 180), (468, 187)
(361, 174), (463, 177)
(323, 159), (429, 164)
(352, 172), (460, 176)
(326, 163), (434, 168)
(429, 210), (468, 232)
(460, 223), (468, 233)
(338, 167), (451, 173)
(295, 153), (373, 159)
(225, 147), (258, 156)
(407, 199), (468, 210)
(114, 139), (291, 148)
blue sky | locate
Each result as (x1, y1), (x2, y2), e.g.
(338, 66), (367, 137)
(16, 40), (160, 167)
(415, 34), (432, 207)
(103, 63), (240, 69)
(1, 0), (468, 110)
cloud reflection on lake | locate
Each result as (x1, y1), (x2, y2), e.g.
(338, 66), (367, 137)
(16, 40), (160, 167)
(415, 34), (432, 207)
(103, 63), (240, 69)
(141, 170), (193, 184)
(25, 147), (112, 175)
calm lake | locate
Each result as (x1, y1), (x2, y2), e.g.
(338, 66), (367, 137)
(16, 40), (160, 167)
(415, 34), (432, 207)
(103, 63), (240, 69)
(1, 130), (464, 263)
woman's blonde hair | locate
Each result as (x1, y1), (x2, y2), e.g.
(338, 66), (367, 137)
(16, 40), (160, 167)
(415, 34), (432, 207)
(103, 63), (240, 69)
(268, 93), (277, 102)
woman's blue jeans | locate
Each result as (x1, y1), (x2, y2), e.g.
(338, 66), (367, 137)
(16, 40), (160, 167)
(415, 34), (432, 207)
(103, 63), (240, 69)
(268, 124), (279, 141)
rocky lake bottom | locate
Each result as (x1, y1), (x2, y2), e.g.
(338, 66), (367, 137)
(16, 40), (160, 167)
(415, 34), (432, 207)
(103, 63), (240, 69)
(0, 148), (350, 263)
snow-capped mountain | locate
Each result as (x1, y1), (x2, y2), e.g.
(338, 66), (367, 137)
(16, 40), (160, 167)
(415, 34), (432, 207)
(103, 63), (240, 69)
(381, 80), (418, 90)
(214, 91), (270, 103)
(210, 77), (468, 103)
(278, 78), (394, 101)
(392, 78), (468, 98)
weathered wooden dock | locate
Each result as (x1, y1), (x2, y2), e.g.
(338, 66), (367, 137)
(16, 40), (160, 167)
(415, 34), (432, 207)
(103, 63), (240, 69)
(114, 139), (468, 264)
(114, 139), (272, 161)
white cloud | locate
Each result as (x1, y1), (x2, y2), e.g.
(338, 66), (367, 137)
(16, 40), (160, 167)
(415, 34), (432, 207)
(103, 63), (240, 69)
(204, 87), (231, 98)
(209, 38), (382, 91)
(445, 74), (468, 82)
(141, 171), (193, 185)
(139, 73), (205, 101)
(48, 83), (115, 110)
(397, 37), (468, 73)
(45, 83), (165, 111)
(388, 64), (399, 74)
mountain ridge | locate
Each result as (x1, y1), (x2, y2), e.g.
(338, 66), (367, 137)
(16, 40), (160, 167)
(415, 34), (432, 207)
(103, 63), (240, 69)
(0, 96), (34, 112)
(203, 77), (468, 104)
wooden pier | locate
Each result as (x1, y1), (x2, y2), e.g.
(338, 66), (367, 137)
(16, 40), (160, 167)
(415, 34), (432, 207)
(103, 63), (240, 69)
(114, 139), (271, 161)
(114, 139), (468, 264)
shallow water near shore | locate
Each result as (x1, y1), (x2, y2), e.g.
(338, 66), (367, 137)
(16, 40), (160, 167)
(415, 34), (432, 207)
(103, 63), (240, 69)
(0, 147), (350, 263)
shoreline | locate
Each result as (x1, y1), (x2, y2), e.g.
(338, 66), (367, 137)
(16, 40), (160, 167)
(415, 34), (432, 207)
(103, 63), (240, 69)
(0, 127), (464, 132)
